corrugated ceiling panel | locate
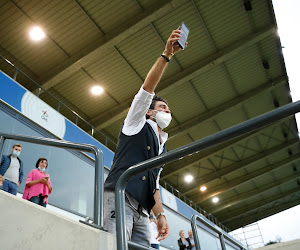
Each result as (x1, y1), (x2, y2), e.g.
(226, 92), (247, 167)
(115, 25), (182, 81)
(252, 172), (277, 188)
(215, 106), (246, 130)
(243, 91), (275, 118)
(279, 181), (299, 194)
(53, 70), (116, 116)
(0, 2), (70, 74)
(272, 84), (291, 107)
(273, 164), (299, 180)
(27, 2), (101, 56)
(234, 181), (257, 197)
(166, 134), (193, 151)
(80, 0), (141, 34)
(83, 49), (143, 104)
(191, 65), (237, 110)
(154, 1), (217, 68)
(166, 118), (179, 133)
(137, 0), (167, 10)
(242, 194), (263, 207)
(186, 119), (219, 141)
(196, 0), (252, 49)
(259, 36), (285, 79)
(162, 82), (207, 123)
(243, 157), (268, 175)
(21, 1), (62, 20)
(226, 45), (268, 95)
(266, 149), (291, 166)
(249, 0), (273, 31)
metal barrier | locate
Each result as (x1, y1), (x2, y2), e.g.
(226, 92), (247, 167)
(160, 178), (230, 232)
(0, 132), (105, 229)
(115, 100), (300, 250)
(191, 214), (246, 250)
(0, 55), (117, 150)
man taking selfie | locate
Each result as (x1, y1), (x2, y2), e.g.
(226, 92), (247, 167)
(104, 27), (187, 247)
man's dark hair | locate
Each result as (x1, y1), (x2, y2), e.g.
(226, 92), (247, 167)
(146, 96), (168, 119)
(36, 158), (48, 169)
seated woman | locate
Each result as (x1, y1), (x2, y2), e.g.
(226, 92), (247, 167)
(178, 230), (191, 250)
(22, 158), (52, 207)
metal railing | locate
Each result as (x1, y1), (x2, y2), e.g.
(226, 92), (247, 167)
(115, 100), (300, 250)
(0, 132), (105, 229)
(0, 55), (117, 151)
(191, 214), (246, 250)
(160, 178), (230, 232)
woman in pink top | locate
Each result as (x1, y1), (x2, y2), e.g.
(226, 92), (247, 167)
(22, 158), (52, 207)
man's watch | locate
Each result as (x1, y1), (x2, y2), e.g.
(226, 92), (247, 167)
(156, 212), (166, 219)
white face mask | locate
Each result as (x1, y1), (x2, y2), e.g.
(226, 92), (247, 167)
(12, 150), (20, 157)
(154, 111), (172, 129)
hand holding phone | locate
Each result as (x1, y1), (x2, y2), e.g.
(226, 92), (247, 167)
(177, 22), (189, 50)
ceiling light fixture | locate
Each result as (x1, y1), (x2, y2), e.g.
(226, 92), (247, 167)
(200, 186), (207, 192)
(91, 86), (104, 95)
(29, 27), (45, 41)
(184, 175), (193, 183)
(212, 197), (219, 203)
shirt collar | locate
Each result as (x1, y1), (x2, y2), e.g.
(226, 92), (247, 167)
(146, 119), (168, 145)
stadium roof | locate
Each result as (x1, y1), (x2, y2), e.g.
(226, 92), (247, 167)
(1, 0), (299, 230)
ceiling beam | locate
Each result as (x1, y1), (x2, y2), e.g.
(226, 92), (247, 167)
(190, 149), (300, 204)
(36, 0), (186, 90)
(220, 188), (300, 223)
(225, 195), (300, 230)
(167, 76), (286, 140)
(161, 118), (291, 179)
(206, 172), (300, 214)
(89, 25), (276, 129)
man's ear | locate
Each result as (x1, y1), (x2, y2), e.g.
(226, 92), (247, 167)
(146, 110), (152, 117)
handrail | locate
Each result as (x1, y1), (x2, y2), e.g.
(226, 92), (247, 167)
(191, 214), (246, 250)
(115, 100), (300, 250)
(0, 55), (117, 150)
(0, 132), (104, 229)
(159, 178), (230, 232)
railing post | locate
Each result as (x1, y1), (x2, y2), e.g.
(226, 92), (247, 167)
(220, 234), (227, 250)
(115, 180), (128, 250)
(37, 87), (41, 97)
(92, 146), (104, 228)
(13, 69), (18, 80)
(191, 215), (202, 250)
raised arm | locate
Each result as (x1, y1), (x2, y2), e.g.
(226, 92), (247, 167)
(143, 28), (184, 94)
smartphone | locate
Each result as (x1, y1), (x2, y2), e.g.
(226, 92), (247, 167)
(177, 22), (189, 50)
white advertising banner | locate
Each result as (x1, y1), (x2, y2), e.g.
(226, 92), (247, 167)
(21, 91), (66, 139)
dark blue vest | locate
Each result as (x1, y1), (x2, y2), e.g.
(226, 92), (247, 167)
(104, 122), (166, 213)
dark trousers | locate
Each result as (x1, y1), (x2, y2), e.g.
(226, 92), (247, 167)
(30, 194), (47, 207)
